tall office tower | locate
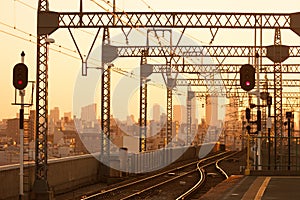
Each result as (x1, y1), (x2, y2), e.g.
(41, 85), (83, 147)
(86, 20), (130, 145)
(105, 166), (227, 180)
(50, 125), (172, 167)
(205, 95), (218, 126)
(191, 97), (197, 125)
(29, 110), (36, 140)
(81, 103), (97, 128)
(81, 103), (97, 122)
(160, 113), (167, 124)
(50, 107), (60, 124)
(173, 105), (187, 125)
(126, 114), (135, 126)
(49, 107), (60, 135)
(64, 112), (72, 121)
(153, 103), (161, 122)
(225, 97), (239, 122)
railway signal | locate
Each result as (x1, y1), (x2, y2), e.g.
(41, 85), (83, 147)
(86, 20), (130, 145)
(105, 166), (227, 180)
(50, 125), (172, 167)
(13, 63), (28, 90)
(240, 64), (255, 91)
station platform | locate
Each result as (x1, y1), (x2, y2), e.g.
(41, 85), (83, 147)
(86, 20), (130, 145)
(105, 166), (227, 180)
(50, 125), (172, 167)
(200, 175), (300, 200)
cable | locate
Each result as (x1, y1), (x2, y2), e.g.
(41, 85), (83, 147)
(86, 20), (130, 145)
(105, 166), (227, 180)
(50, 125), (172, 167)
(15, 0), (35, 10)
(8, 0), (194, 93)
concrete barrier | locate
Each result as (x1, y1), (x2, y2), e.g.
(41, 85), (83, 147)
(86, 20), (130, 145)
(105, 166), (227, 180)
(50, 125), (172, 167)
(0, 143), (223, 199)
(0, 154), (101, 200)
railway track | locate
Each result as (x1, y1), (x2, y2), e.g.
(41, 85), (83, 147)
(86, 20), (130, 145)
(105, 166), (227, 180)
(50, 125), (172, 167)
(176, 151), (240, 199)
(81, 151), (231, 200)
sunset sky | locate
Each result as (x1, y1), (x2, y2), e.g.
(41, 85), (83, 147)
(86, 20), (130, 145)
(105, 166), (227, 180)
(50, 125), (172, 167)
(1, 0), (300, 121)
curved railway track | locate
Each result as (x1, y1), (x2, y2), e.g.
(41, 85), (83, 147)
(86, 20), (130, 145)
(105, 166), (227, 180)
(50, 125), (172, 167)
(81, 151), (234, 200)
(176, 151), (240, 199)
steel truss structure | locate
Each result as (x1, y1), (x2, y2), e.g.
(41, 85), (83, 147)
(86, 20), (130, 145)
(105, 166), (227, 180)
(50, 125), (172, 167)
(273, 28), (283, 169)
(192, 91), (300, 113)
(33, 0), (50, 197)
(100, 27), (112, 164)
(192, 91), (300, 99)
(45, 12), (292, 29)
(36, 2), (300, 193)
(139, 51), (148, 152)
(114, 45), (300, 58)
(175, 78), (300, 87)
(152, 64), (300, 73)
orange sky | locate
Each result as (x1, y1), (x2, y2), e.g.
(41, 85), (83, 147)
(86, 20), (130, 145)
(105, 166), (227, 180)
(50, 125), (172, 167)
(1, 0), (300, 121)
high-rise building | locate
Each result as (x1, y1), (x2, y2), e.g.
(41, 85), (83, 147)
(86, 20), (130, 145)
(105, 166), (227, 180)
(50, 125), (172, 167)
(173, 105), (187, 124)
(81, 103), (97, 122)
(29, 110), (36, 140)
(205, 95), (218, 126)
(126, 114), (135, 126)
(191, 97), (197, 125)
(153, 103), (160, 122)
(64, 112), (72, 121)
(6, 118), (19, 143)
(49, 107), (60, 136)
(50, 107), (60, 124)
(160, 113), (167, 124)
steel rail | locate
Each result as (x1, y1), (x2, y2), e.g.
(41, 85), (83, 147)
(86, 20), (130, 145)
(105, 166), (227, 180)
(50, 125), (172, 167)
(81, 151), (228, 200)
(120, 151), (229, 200)
(176, 151), (240, 200)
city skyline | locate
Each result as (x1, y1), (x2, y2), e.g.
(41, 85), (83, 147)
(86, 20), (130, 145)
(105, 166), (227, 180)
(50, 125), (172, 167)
(1, 102), (201, 123)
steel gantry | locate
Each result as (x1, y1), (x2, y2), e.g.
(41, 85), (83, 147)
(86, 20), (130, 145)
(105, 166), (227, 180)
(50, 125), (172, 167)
(273, 28), (284, 170)
(152, 63), (300, 74)
(113, 45), (300, 58)
(175, 78), (300, 87)
(139, 50), (149, 152)
(36, 2), (300, 193)
(33, 0), (51, 198)
(42, 12), (293, 29)
(100, 28), (112, 165)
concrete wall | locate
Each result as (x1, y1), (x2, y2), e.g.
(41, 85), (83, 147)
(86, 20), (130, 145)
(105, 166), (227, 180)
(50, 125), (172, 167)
(0, 154), (100, 200)
(0, 165), (21, 200)
(48, 155), (100, 194)
(0, 143), (224, 199)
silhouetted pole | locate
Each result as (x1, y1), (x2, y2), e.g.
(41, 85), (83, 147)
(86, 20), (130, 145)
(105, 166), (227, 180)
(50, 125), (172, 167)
(267, 96), (272, 170)
(286, 111), (292, 170)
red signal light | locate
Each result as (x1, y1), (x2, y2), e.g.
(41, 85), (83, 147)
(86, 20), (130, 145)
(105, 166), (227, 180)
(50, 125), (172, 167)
(13, 63), (28, 90)
(240, 64), (255, 91)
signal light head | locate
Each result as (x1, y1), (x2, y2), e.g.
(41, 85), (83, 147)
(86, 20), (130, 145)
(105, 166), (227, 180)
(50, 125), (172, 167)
(240, 64), (255, 91)
(13, 63), (28, 90)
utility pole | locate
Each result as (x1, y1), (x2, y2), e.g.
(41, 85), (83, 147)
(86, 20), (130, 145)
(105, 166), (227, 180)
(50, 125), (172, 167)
(286, 111), (292, 170)
(19, 51), (26, 199)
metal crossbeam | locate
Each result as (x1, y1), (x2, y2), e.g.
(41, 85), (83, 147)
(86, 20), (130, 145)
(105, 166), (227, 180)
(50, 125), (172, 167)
(116, 45), (300, 58)
(152, 64), (300, 73)
(55, 12), (291, 29)
(175, 79), (300, 87)
(193, 91), (300, 98)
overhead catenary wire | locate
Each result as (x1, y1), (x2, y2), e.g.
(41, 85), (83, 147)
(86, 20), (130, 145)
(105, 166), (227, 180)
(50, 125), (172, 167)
(7, 0), (199, 94)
